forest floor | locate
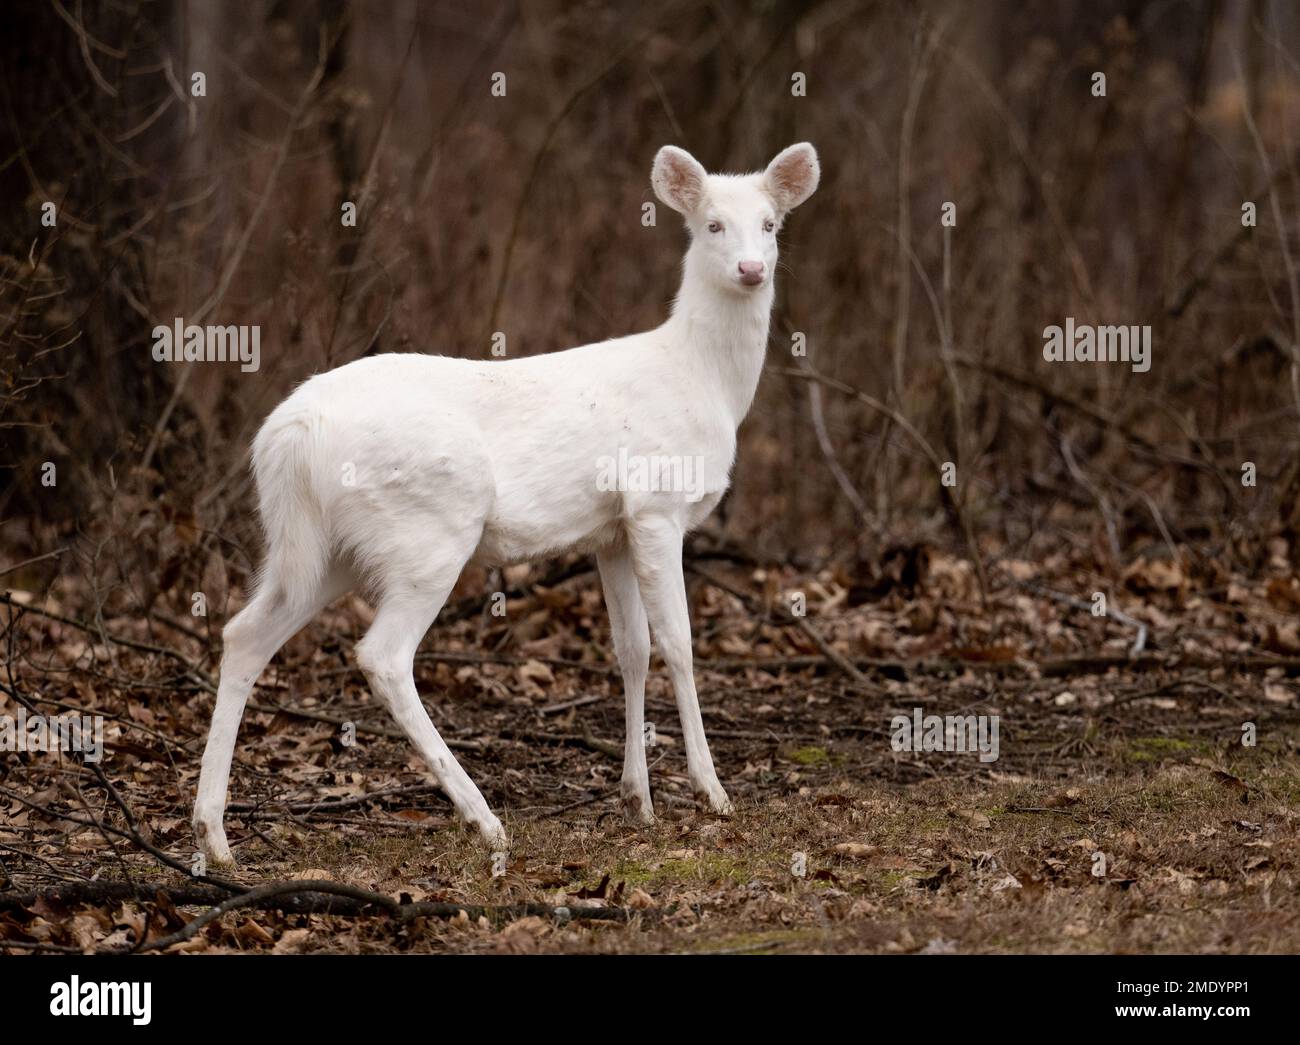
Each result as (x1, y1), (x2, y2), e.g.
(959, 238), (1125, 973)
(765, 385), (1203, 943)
(3, 541), (1300, 953)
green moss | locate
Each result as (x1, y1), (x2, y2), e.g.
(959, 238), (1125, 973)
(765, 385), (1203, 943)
(1138, 737), (1194, 751)
(659, 853), (754, 884)
(880, 869), (924, 885)
(788, 746), (831, 766)
(614, 859), (655, 886)
(1127, 737), (1198, 763)
(615, 851), (757, 887)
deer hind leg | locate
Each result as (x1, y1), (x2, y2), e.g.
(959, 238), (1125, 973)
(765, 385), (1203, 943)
(627, 514), (732, 814)
(597, 542), (654, 824)
(355, 547), (506, 849)
(194, 563), (354, 867)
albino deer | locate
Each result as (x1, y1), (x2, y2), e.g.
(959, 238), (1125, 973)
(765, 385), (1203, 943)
(193, 143), (820, 864)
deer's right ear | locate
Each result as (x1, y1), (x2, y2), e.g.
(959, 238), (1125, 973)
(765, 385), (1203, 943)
(764, 143), (820, 213)
(652, 146), (707, 216)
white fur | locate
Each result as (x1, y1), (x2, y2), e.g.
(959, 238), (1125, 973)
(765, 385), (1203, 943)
(193, 143), (820, 863)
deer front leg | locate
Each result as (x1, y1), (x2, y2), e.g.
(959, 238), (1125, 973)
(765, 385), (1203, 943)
(597, 544), (654, 824)
(627, 514), (732, 814)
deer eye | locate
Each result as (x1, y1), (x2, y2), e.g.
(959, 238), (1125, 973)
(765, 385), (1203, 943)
(707, 221), (722, 234)
(763, 218), (775, 233)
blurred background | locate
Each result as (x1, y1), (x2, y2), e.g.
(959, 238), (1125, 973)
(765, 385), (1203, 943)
(3, 0), (1300, 616)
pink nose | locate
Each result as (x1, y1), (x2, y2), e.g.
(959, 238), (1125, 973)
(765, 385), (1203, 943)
(738, 260), (766, 285)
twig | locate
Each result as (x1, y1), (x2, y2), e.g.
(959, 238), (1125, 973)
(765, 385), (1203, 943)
(488, 29), (653, 330)
(0, 591), (216, 691)
(775, 365), (988, 600)
(0, 547), (67, 578)
(539, 694), (604, 715)
(1019, 581), (1148, 657)
(686, 563), (878, 693)
(802, 361), (873, 525)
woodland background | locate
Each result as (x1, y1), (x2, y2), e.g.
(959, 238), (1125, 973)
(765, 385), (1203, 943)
(3, 0), (1300, 584)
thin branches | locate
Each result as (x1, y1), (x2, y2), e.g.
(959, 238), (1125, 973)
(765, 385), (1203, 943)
(776, 365), (989, 601)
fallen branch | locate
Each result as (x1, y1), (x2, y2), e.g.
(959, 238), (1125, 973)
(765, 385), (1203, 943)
(0, 879), (640, 954)
(694, 650), (1300, 679)
(226, 783), (445, 815)
(246, 700), (483, 751)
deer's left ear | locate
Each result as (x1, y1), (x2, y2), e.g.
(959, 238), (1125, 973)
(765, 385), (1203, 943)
(764, 143), (820, 213)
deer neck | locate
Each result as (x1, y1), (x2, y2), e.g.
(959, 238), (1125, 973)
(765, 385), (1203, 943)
(666, 251), (773, 428)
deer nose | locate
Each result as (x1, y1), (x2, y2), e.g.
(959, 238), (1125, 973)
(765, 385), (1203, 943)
(737, 260), (766, 285)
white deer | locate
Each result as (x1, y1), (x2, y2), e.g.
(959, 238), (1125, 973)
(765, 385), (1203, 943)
(193, 142), (820, 864)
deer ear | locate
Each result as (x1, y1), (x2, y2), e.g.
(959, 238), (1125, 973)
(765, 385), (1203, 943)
(764, 142), (820, 213)
(652, 146), (708, 215)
